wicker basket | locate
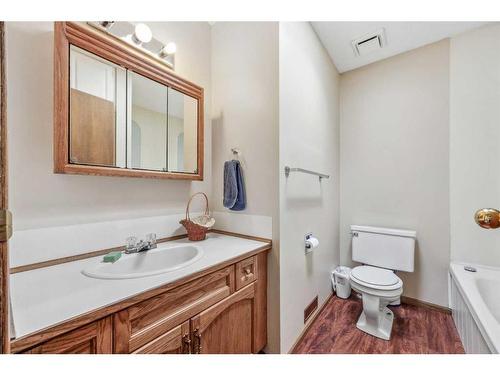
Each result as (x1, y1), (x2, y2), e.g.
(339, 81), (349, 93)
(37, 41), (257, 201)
(180, 192), (214, 241)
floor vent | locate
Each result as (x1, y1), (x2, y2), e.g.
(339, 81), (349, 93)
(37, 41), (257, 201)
(304, 296), (319, 323)
(351, 29), (387, 57)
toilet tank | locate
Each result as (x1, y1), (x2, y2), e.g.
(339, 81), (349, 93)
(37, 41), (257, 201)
(351, 225), (416, 272)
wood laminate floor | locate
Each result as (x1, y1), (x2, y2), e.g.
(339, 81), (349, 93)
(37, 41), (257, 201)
(293, 295), (465, 354)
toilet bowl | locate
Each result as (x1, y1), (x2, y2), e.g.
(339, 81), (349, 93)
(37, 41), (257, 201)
(349, 265), (403, 340)
(350, 225), (416, 341)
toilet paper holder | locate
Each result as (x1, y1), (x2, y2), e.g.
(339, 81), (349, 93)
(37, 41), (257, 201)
(305, 233), (319, 254)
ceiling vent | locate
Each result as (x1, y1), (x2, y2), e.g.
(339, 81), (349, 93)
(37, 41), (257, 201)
(351, 29), (387, 57)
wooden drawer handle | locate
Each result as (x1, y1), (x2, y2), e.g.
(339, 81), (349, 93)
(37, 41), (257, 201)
(242, 267), (253, 280)
(182, 333), (191, 354)
(193, 328), (202, 354)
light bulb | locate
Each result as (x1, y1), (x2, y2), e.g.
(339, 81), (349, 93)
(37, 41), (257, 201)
(164, 42), (177, 55)
(132, 23), (152, 44)
(160, 42), (177, 57)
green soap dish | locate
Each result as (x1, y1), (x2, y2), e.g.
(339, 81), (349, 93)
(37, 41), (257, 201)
(103, 251), (122, 263)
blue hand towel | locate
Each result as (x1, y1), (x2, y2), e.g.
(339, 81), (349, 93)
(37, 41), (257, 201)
(223, 160), (238, 208)
(231, 160), (246, 211)
(223, 160), (246, 211)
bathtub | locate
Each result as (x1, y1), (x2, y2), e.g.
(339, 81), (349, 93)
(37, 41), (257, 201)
(449, 262), (500, 353)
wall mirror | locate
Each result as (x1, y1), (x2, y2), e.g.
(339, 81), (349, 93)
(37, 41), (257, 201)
(55, 22), (204, 180)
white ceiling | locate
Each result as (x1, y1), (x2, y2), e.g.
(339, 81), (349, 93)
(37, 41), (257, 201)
(311, 22), (490, 73)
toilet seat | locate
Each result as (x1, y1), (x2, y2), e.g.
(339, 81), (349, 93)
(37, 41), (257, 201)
(349, 265), (404, 340)
(350, 265), (402, 291)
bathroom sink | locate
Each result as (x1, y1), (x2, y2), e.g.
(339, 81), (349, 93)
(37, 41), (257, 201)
(82, 245), (203, 280)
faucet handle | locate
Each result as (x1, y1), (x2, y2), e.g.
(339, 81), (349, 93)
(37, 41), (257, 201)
(145, 233), (157, 247)
(126, 236), (138, 251)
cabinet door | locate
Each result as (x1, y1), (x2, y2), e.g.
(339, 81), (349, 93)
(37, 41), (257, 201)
(24, 317), (112, 354)
(191, 283), (255, 354)
(113, 266), (234, 353)
(133, 321), (190, 354)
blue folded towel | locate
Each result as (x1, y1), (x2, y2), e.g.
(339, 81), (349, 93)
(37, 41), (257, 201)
(231, 160), (246, 211)
(223, 160), (238, 208)
(223, 160), (246, 211)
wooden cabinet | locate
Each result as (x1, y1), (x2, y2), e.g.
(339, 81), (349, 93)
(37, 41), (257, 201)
(129, 284), (256, 354)
(191, 284), (255, 354)
(24, 317), (112, 354)
(113, 266), (234, 353)
(15, 248), (269, 355)
(54, 22), (205, 181)
(114, 264), (258, 355)
(133, 321), (190, 354)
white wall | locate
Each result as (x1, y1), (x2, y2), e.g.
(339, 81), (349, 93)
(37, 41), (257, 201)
(450, 24), (500, 267)
(132, 105), (167, 171)
(211, 22), (279, 218)
(279, 22), (340, 353)
(340, 40), (450, 307)
(6, 22), (212, 265)
(210, 22), (280, 353)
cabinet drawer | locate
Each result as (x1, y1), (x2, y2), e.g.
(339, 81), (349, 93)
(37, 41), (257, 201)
(23, 317), (112, 354)
(114, 265), (235, 353)
(235, 256), (258, 290)
(133, 321), (190, 354)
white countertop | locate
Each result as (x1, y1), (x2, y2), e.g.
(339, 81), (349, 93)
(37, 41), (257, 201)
(10, 233), (269, 339)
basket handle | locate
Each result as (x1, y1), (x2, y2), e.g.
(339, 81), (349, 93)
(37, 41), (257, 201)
(185, 192), (210, 221)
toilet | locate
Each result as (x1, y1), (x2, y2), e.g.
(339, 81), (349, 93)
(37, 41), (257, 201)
(349, 225), (416, 340)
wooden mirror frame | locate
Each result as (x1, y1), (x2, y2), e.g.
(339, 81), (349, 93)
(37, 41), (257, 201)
(54, 22), (204, 180)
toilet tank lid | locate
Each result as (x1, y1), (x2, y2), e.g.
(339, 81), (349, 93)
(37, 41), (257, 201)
(350, 225), (416, 239)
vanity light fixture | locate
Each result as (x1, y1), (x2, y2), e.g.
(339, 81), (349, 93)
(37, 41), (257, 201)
(132, 23), (153, 45)
(159, 42), (177, 57)
(88, 21), (175, 70)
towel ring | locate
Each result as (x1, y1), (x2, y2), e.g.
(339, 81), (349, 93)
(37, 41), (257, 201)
(230, 148), (245, 167)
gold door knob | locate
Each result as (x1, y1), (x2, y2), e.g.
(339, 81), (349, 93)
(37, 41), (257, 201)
(474, 208), (500, 229)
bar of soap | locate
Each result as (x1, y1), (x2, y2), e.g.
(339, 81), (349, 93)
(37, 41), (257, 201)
(103, 251), (122, 263)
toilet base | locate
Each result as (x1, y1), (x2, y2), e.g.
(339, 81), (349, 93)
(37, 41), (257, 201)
(356, 306), (394, 341)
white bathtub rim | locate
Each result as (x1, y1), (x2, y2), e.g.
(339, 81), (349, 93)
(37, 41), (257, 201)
(449, 268), (495, 353)
(450, 261), (500, 353)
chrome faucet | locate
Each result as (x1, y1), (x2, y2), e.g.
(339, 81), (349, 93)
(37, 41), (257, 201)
(125, 233), (157, 254)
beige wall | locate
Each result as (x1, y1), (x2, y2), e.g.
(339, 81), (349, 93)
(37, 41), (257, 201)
(450, 24), (500, 267)
(210, 22), (280, 352)
(132, 105), (167, 171)
(167, 116), (183, 171)
(279, 22), (340, 353)
(340, 40), (450, 306)
(6, 22), (211, 232)
(182, 98), (198, 173)
(211, 22), (279, 218)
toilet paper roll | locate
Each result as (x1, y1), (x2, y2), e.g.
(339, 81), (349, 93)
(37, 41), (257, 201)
(305, 237), (319, 249)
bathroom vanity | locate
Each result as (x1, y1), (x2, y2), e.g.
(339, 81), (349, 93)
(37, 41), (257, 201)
(9, 233), (270, 354)
(6, 22), (269, 354)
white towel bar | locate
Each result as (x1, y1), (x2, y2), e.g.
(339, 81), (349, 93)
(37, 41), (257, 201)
(284, 166), (330, 180)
